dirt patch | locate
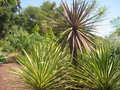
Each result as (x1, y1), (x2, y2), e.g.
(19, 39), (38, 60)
(0, 63), (31, 90)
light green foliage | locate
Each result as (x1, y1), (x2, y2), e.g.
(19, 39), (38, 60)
(32, 24), (40, 32)
(41, 20), (48, 33)
(93, 1), (108, 19)
(111, 17), (120, 28)
(109, 27), (120, 37)
(68, 44), (120, 90)
(0, 47), (7, 63)
(41, 20), (56, 39)
(4, 25), (53, 52)
(0, 25), (53, 63)
(108, 39), (120, 59)
(107, 29), (120, 59)
(0, 39), (15, 53)
(15, 42), (68, 90)
(5, 25), (31, 51)
(110, 17), (120, 37)
(45, 27), (56, 39)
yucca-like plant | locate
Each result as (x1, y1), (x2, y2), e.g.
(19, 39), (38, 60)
(68, 44), (120, 89)
(14, 42), (68, 90)
(51, 0), (103, 65)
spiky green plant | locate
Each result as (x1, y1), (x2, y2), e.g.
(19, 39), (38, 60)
(51, 0), (103, 65)
(68, 44), (120, 90)
(14, 42), (68, 90)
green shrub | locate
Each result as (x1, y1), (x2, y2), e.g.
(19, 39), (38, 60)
(5, 26), (31, 51)
(4, 25), (54, 52)
(68, 44), (120, 90)
(109, 39), (120, 59)
(14, 42), (68, 90)
(0, 47), (7, 63)
(0, 39), (15, 53)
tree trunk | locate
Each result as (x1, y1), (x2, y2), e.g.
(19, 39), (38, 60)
(69, 40), (78, 66)
(72, 47), (78, 66)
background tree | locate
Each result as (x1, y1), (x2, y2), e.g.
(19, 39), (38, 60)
(0, 0), (21, 37)
(0, 0), (59, 38)
(110, 17), (120, 37)
(16, 1), (63, 34)
(4, 0), (19, 6)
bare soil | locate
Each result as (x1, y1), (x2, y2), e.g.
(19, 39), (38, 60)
(0, 63), (31, 90)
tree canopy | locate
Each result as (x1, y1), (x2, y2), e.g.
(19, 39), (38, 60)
(110, 17), (120, 37)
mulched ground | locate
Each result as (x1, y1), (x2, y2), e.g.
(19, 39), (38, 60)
(0, 63), (31, 90)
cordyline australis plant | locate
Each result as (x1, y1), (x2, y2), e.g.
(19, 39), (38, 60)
(52, 0), (103, 65)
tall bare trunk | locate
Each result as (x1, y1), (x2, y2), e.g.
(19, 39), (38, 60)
(72, 47), (77, 66)
(69, 39), (78, 66)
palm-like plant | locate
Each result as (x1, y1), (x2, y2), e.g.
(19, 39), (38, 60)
(68, 44), (120, 89)
(52, 0), (103, 65)
(14, 42), (68, 90)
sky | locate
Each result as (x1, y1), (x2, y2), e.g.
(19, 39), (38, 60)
(20, 0), (120, 37)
